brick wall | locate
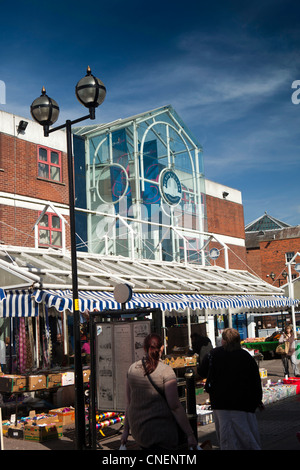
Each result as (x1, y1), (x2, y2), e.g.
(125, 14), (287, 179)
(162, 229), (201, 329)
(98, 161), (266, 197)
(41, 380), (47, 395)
(0, 130), (249, 269)
(206, 194), (247, 270)
(259, 237), (300, 286)
(0, 132), (70, 247)
(245, 247), (262, 278)
(209, 240), (247, 270)
(206, 194), (246, 239)
(245, 227), (300, 286)
(0, 133), (69, 202)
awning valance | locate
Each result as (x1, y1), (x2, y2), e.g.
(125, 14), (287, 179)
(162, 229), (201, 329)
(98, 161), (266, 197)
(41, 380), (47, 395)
(0, 289), (5, 301)
(34, 290), (188, 313)
(0, 290), (38, 317)
(0, 289), (297, 318)
(33, 289), (299, 314)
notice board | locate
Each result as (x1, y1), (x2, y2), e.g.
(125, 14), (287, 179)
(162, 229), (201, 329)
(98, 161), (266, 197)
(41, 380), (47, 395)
(95, 321), (151, 411)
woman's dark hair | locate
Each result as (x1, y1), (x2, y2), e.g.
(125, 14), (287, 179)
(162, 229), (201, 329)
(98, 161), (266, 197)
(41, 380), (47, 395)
(143, 333), (163, 375)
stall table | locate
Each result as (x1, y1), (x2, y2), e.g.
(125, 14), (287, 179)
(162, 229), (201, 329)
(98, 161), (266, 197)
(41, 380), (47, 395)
(243, 341), (279, 353)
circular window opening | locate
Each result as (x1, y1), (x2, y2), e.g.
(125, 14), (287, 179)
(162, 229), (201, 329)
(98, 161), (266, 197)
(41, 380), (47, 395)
(97, 164), (129, 204)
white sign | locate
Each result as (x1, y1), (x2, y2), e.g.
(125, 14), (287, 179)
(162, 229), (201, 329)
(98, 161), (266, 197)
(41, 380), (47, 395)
(159, 169), (182, 206)
(209, 248), (220, 260)
(294, 263), (300, 273)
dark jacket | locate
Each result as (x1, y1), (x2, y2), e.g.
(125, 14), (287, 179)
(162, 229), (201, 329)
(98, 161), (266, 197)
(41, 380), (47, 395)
(198, 346), (262, 413)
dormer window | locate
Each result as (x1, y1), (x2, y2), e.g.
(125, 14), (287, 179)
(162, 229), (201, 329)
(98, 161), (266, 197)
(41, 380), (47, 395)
(38, 212), (62, 247)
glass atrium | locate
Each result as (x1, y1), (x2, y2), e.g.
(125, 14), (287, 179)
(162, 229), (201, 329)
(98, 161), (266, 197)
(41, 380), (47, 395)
(74, 106), (210, 264)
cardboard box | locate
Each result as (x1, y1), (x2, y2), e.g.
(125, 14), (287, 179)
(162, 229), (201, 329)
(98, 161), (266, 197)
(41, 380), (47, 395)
(47, 373), (62, 389)
(28, 412), (61, 426)
(24, 423), (63, 442)
(61, 371), (74, 386)
(184, 355), (197, 366)
(83, 369), (90, 383)
(7, 427), (24, 439)
(0, 375), (27, 392)
(27, 375), (47, 390)
(163, 356), (185, 368)
(163, 355), (197, 368)
(49, 407), (75, 426)
(2, 423), (10, 436)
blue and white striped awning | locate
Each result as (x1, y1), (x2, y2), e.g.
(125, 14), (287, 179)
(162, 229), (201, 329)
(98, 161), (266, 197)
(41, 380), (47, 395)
(0, 289), (5, 302)
(0, 289), (298, 317)
(186, 294), (299, 310)
(0, 290), (38, 317)
(34, 290), (189, 313)
(33, 289), (299, 314)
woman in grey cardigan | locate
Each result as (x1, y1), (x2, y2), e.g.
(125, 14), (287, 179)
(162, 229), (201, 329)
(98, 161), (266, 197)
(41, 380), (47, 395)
(121, 333), (198, 451)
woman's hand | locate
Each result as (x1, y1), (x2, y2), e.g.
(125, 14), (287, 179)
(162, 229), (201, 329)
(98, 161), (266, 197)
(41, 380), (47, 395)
(121, 428), (129, 446)
(187, 433), (198, 450)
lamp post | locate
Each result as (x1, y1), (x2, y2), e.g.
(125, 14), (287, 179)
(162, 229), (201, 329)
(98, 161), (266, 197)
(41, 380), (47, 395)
(30, 67), (106, 450)
(279, 270), (288, 287)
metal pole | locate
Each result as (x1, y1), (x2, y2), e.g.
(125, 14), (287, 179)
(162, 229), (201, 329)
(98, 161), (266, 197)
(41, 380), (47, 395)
(89, 313), (97, 450)
(66, 120), (85, 450)
(287, 260), (297, 334)
(184, 369), (197, 439)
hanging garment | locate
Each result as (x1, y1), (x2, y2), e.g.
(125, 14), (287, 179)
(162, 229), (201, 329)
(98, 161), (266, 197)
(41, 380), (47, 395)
(18, 318), (27, 373)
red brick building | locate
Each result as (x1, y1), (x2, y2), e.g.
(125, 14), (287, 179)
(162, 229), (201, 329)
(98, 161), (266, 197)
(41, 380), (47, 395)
(0, 110), (70, 248)
(245, 212), (300, 330)
(245, 212), (300, 286)
(205, 179), (246, 270)
(0, 109), (247, 270)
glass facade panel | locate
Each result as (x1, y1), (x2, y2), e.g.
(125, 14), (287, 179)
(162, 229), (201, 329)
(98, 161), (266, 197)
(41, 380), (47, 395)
(77, 106), (207, 263)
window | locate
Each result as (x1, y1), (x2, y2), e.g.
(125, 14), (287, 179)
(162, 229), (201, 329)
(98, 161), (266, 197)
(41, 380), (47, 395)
(38, 212), (62, 247)
(285, 252), (295, 263)
(38, 146), (61, 182)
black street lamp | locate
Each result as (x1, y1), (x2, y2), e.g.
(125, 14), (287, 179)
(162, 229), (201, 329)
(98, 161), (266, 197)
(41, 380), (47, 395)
(30, 67), (106, 450)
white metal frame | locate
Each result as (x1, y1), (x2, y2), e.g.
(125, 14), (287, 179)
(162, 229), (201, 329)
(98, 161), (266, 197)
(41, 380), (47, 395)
(81, 106), (207, 265)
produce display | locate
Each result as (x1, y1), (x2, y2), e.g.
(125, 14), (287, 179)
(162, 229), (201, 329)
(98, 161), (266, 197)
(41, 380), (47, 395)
(163, 354), (197, 368)
(241, 334), (281, 353)
(2, 411), (63, 442)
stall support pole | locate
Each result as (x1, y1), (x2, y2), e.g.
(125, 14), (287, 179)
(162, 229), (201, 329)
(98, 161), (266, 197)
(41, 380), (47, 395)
(187, 307), (192, 350)
(89, 314), (97, 450)
(228, 308), (233, 328)
(185, 369), (197, 440)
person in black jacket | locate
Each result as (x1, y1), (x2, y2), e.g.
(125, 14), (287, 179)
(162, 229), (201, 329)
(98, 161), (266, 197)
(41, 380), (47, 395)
(191, 333), (213, 367)
(198, 328), (264, 450)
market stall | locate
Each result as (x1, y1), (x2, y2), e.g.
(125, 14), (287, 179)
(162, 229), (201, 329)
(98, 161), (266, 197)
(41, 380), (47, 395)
(0, 246), (300, 447)
(242, 341), (280, 354)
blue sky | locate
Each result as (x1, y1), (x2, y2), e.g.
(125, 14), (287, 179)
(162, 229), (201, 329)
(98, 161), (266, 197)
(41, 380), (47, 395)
(1, 0), (300, 226)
